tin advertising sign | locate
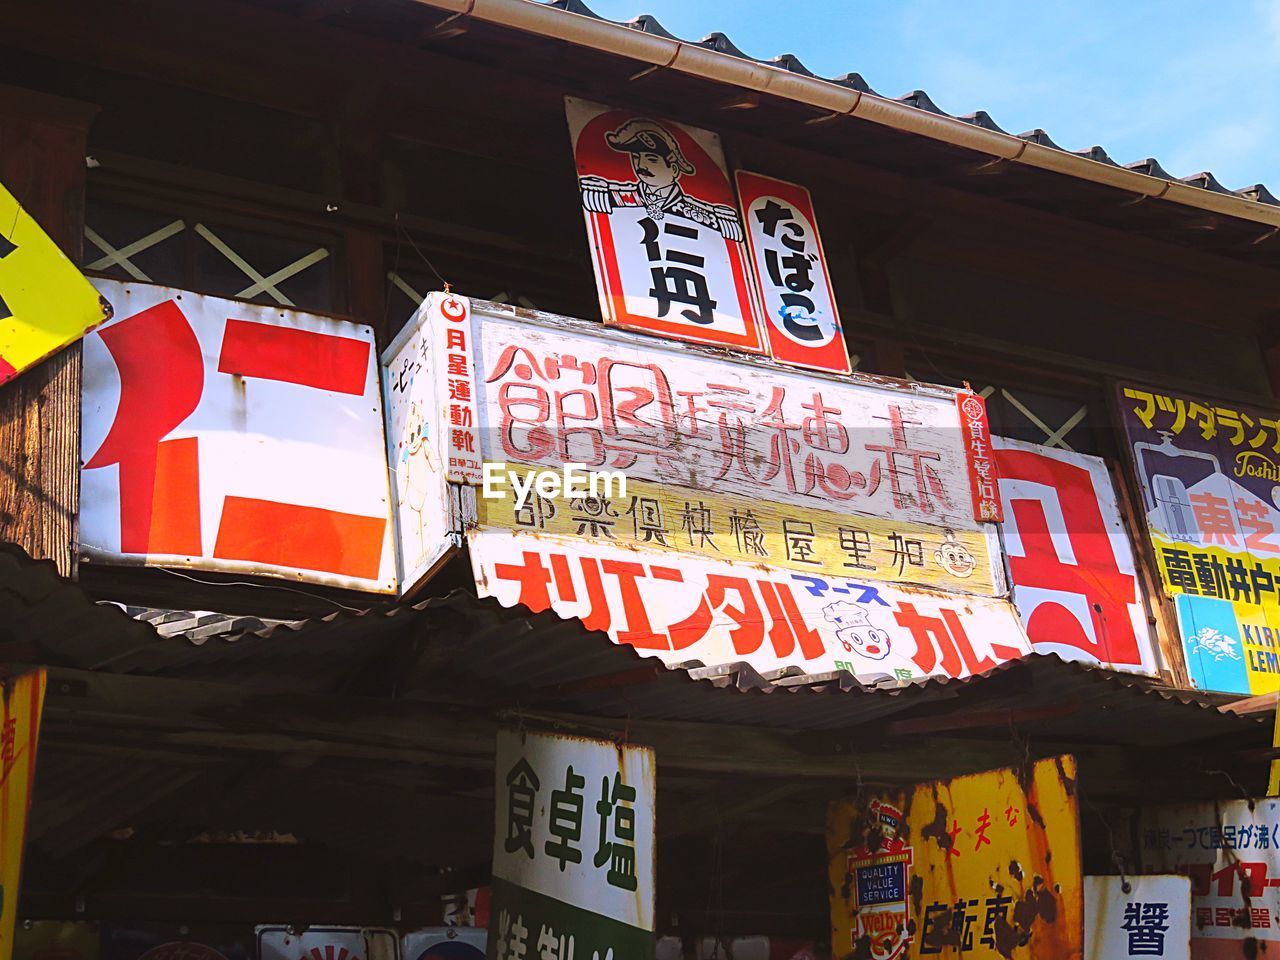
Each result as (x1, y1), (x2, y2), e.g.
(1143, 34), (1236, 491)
(1083, 875), (1190, 960)
(488, 728), (655, 960)
(81, 281), (395, 592)
(567, 98), (765, 354)
(994, 437), (1160, 676)
(735, 171), (849, 374)
(828, 756), (1082, 960)
(1140, 797), (1280, 956)
(0, 178), (111, 386)
(0, 670), (47, 960)
(1117, 383), (1280, 693)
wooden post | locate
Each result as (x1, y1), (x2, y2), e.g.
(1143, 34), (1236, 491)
(0, 85), (97, 577)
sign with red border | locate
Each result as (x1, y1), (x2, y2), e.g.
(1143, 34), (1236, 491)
(736, 171), (850, 374)
(566, 97), (764, 353)
(956, 391), (1002, 523)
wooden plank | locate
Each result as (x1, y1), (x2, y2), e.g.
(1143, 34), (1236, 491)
(0, 85), (96, 577)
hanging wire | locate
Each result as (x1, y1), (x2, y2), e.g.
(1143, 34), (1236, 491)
(1081, 792), (1131, 893)
(155, 565), (367, 613)
(394, 213), (451, 292)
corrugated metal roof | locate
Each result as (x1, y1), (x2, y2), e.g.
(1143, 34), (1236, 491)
(2, 541), (1262, 747)
(535, 0), (1278, 211)
(3, 540), (1267, 750)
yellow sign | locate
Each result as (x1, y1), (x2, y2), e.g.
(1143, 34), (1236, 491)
(0, 181), (110, 386)
(828, 755), (1082, 960)
(0, 670), (47, 960)
(1155, 536), (1280, 695)
(477, 464), (997, 595)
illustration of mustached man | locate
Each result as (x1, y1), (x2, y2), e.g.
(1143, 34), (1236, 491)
(578, 119), (744, 242)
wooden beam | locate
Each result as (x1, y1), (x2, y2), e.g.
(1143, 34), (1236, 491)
(0, 84), (97, 577)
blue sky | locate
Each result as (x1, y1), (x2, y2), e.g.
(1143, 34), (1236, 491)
(586, 0), (1280, 191)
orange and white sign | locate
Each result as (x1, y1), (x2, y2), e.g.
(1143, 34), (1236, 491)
(470, 528), (1031, 683)
(735, 172), (849, 374)
(0, 670), (47, 960)
(566, 97), (765, 354)
(81, 281), (395, 592)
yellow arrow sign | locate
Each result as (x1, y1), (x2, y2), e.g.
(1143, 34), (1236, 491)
(0, 180), (111, 385)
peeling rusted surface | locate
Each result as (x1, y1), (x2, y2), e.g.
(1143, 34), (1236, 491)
(829, 756), (1081, 959)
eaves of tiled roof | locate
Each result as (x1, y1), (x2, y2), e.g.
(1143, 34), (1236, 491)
(415, 0), (1280, 230)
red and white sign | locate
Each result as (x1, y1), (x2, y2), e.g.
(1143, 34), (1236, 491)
(470, 528), (1031, 683)
(735, 171), (849, 374)
(433, 293), (481, 484)
(566, 97), (765, 354)
(81, 281), (395, 592)
(956, 391), (1002, 523)
(993, 437), (1159, 675)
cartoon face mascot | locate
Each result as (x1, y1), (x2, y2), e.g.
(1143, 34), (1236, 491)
(823, 601), (891, 660)
(934, 528), (977, 579)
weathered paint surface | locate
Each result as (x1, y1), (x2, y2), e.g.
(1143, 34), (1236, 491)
(567, 98), (765, 354)
(993, 437), (1161, 676)
(1084, 875), (1190, 960)
(488, 728), (655, 960)
(81, 281), (395, 592)
(828, 755), (1082, 960)
(472, 302), (986, 532)
(477, 463), (998, 596)
(1117, 382), (1280, 694)
(1140, 797), (1280, 958)
(0, 670), (47, 960)
(0, 178), (111, 386)
(383, 292), (466, 595)
(471, 528), (1031, 682)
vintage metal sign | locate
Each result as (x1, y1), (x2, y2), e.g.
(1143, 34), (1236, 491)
(471, 528), (1030, 682)
(957, 393), (1002, 523)
(1140, 798), (1280, 954)
(469, 300), (991, 535)
(993, 437), (1160, 676)
(828, 756), (1082, 960)
(488, 728), (655, 960)
(0, 179), (111, 386)
(478, 463), (997, 596)
(257, 928), (399, 960)
(81, 281), (395, 592)
(1084, 875), (1190, 960)
(1116, 382), (1280, 693)
(383, 292), (470, 594)
(0, 670), (46, 960)
(735, 171), (849, 374)
(566, 97), (765, 354)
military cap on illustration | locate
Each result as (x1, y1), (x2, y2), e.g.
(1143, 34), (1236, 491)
(604, 120), (695, 176)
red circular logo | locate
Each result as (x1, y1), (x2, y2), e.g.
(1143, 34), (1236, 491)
(441, 297), (467, 322)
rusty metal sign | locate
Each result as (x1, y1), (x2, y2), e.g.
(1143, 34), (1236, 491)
(1084, 875), (1190, 959)
(827, 755), (1082, 960)
(1140, 797), (1280, 955)
(488, 728), (655, 960)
